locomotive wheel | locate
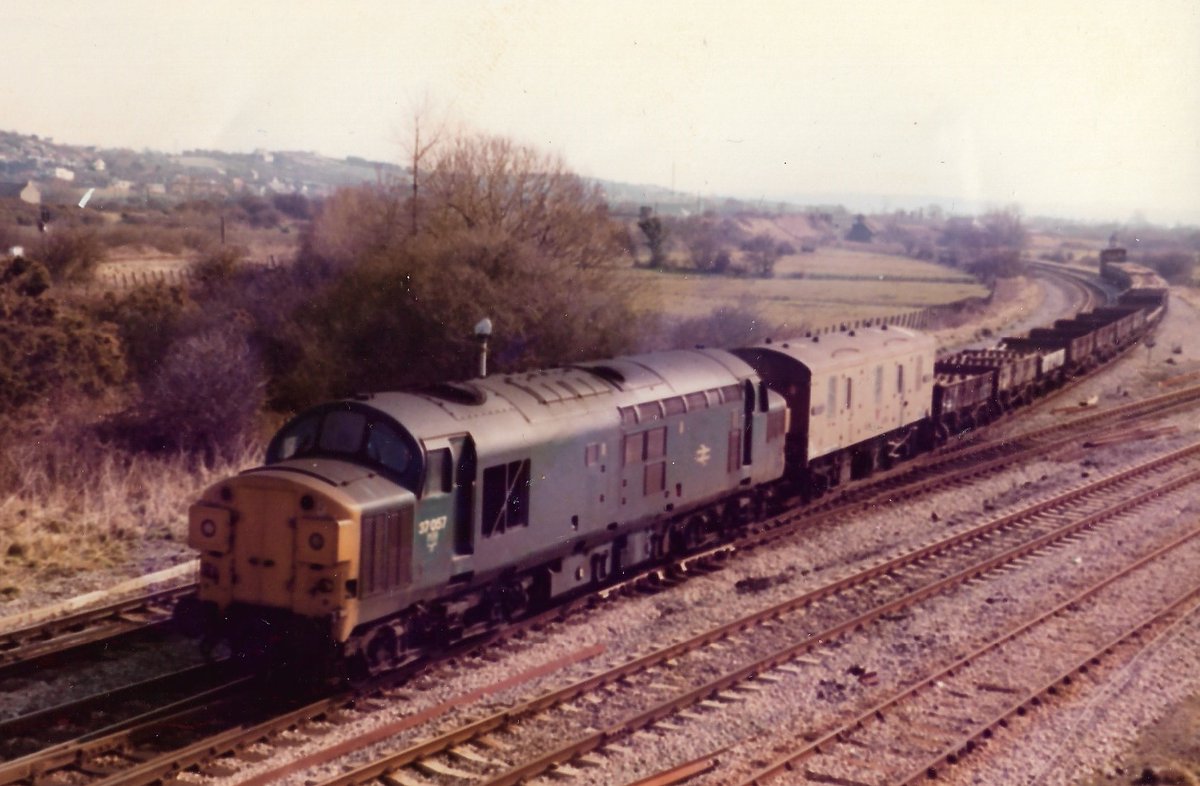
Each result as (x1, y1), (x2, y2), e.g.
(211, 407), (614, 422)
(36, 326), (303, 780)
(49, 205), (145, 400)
(366, 626), (398, 668)
(667, 523), (688, 555)
(408, 603), (455, 649)
(488, 579), (530, 623)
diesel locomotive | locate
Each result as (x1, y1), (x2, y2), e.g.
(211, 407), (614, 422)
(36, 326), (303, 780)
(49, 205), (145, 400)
(181, 263), (1167, 676)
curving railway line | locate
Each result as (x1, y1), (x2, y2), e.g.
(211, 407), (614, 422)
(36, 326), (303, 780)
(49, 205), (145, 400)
(4, 384), (1200, 786)
(0, 263), (1184, 786)
(3, 361), (1198, 685)
(0, 263), (1122, 680)
(307, 439), (1200, 786)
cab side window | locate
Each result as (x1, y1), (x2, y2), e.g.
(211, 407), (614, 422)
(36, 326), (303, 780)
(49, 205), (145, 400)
(482, 459), (531, 536)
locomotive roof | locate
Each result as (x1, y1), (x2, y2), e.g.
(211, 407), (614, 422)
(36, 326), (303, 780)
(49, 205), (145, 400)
(735, 324), (935, 374)
(351, 348), (756, 445)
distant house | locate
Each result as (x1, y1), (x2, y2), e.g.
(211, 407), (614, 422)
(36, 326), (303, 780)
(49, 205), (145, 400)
(54, 167), (75, 182)
(92, 158), (106, 172)
(0, 180), (41, 204)
(845, 214), (875, 243)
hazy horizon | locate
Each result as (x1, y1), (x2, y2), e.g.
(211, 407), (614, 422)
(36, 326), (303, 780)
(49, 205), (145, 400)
(3, 1), (1197, 226)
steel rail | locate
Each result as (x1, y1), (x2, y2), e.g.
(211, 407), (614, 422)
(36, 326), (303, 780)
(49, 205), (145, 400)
(0, 661), (237, 750)
(310, 441), (1200, 786)
(0, 675), (256, 786)
(738, 523), (1200, 785)
(0, 582), (196, 680)
(892, 592), (1200, 784)
(474, 469), (1200, 786)
(5, 386), (1196, 786)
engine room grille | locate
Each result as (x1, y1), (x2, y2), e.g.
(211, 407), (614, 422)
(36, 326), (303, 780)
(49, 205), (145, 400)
(360, 508), (413, 598)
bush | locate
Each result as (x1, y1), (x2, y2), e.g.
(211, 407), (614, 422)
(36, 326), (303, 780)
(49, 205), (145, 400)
(36, 228), (104, 283)
(667, 302), (777, 350)
(272, 192), (312, 220)
(2, 255), (50, 297)
(0, 258), (126, 415)
(742, 233), (780, 278)
(92, 284), (193, 383)
(109, 326), (264, 460)
(193, 245), (247, 288)
(1145, 252), (1197, 284)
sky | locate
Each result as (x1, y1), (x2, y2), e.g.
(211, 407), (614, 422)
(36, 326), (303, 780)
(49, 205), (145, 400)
(2, 1), (1198, 224)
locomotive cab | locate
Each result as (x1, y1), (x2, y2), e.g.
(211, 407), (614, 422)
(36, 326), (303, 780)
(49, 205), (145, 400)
(185, 403), (424, 668)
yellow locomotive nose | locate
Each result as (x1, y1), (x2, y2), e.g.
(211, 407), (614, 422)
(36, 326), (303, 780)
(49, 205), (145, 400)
(188, 474), (360, 640)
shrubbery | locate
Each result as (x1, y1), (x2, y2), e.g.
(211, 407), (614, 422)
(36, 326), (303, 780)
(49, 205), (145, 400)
(0, 257), (126, 415)
(666, 302), (779, 350)
(108, 326), (264, 459)
(1145, 251), (1197, 284)
(37, 228), (105, 282)
(92, 284), (193, 382)
(270, 132), (645, 410)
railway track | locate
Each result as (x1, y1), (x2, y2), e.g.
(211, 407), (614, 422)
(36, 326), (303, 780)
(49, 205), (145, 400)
(211, 438), (1200, 786)
(3, 383), (1195, 786)
(735, 527), (1200, 785)
(2, 338), (1189, 686)
(0, 600), (610, 786)
(0, 582), (195, 682)
(0, 675), (325, 786)
(0, 662), (243, 760)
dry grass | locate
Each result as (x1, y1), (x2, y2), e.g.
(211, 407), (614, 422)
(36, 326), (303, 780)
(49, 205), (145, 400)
(773, 247), (976, 281)
(0, 411), (261, 599)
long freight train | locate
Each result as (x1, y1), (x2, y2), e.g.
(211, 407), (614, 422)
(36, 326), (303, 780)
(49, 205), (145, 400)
(179, 257), (1168, 675)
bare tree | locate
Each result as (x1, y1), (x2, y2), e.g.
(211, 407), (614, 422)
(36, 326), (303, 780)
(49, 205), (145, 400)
(404, 97), (449, 237)
(939, 206), (1027, 280)
(637, 206), (667, 268)
(282, 130), (645, 404)
(742, 233), (780, 277)
(422, 132), (618, 271)
(301, 182), (406, 270)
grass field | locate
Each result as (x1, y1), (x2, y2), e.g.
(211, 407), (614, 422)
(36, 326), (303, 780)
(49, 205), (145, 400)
(773, 247), (976, 281)
(622, 248), (988, 332)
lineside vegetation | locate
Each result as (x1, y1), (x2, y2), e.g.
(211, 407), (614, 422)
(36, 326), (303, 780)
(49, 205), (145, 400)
(0, 131), (648, 592)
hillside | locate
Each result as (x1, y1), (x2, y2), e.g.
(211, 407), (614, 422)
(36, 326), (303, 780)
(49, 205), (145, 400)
(0, 129), (406, 206)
